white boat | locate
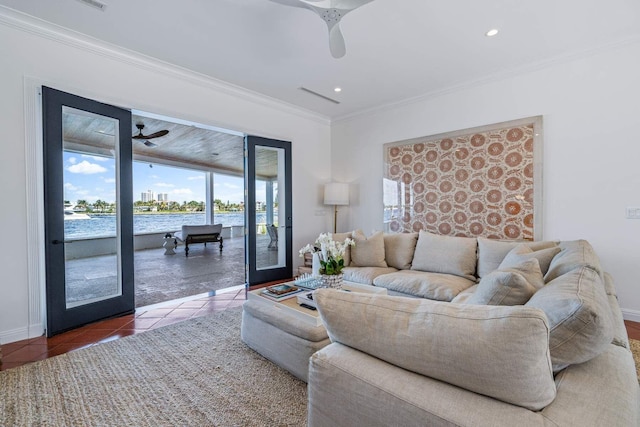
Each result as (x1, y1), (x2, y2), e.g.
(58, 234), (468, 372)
(64, 204), (91, 220)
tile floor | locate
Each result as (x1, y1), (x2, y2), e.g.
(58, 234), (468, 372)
(0, 288), (247, 371)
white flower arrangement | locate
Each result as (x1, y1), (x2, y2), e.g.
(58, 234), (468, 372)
(299, 233), (355, 275)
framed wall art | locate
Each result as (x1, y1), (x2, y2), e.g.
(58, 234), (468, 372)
(383, 116), (543, 240)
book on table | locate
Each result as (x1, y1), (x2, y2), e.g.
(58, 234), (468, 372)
(260, 284), (304, 301)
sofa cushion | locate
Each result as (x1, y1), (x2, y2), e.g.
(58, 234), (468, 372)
(315, 289), (556, 411)
(411, 231), (477, 281)
(466, 259), (543, 306)
(333, 231), (353, 267)
(450, 284), (478, 304)
(350, 230), (388, 268)
(342, 266), (398, 286)
(373, 270), (474, 302)
(498, 244), (561, 277)
(383, 232), (418, 270)
(477, 237), (558, 278)
(526, 265), (613, 372)
(544, 240), (603, 282)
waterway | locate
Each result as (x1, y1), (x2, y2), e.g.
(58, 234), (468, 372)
(64, 212), (272, 239)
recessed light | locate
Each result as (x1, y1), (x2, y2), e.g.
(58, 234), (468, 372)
(485, 29), (499, 37)
(334, 87), (342, 93)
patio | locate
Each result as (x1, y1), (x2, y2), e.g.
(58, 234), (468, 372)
(65, 234), (280, 308)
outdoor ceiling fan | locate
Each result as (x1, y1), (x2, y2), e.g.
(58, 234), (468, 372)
(268, 0), (376, 58)
(132, 123), (169, 148)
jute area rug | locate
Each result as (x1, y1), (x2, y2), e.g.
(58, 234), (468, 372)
(0, 308), (307, 427)
(631, 339), (640, 382)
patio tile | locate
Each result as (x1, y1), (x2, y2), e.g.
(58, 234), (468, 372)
(177, 300), (208, 309)
(118, 318), (161, 330)
(137, 308), (176, 318)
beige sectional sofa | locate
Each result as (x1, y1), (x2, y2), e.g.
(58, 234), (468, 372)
(307, 230), (639, 426)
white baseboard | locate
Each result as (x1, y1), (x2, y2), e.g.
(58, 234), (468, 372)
(29, 322), (45, 339)
(621, 308), (640, 323)
(0, 326), (30, 345)
(0, 323), (45, 345)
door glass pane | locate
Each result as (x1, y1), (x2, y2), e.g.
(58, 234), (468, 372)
(62, 106), (122, 308)
(255, 146), (285, 270)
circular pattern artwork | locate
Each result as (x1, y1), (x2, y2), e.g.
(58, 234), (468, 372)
(385, 123), (535, 240)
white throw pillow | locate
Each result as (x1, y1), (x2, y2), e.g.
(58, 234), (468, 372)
(315, 289), (556, 411)
(477, 237), (558, 278)
(466, 258), (543, 306)
(350, 230), (387, 268)
(383, 232), (418, 270)
(499, 244), (561, 276)
(411, 231), (477, 281)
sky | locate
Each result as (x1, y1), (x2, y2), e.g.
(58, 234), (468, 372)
(63, 152), (255, 205)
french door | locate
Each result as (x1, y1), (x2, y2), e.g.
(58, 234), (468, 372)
(42, 87), (134, 337)
(245, 136), (292, 285)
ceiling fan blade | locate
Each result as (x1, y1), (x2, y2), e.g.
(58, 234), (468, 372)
(328, 24), (346, 58)
(143, 130), (169, 139)
(333, 0), (375, 10)
(267, 0), (308, 9)
(143, 140), (157, 148)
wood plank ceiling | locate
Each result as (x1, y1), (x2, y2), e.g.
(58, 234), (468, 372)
(62, 111), (278, 179)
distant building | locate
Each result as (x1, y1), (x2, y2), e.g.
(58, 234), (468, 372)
(157, 193), (169, 202)
(141, 190), (154, 202)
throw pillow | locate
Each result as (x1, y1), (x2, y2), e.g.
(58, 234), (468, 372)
(383, 232), (418, 270)
(315, 289), (556, 411)
(499, 244), (561, 276)
(544, 240), (603, 282)
(411, 231), (477, 281)
(526, 265), (613, 373)
(476, 237), (558, 278)
(350, 230), (387, 268)
(466, 258), (543, 306)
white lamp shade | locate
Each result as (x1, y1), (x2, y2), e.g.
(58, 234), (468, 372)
(324, 182), (349, 206)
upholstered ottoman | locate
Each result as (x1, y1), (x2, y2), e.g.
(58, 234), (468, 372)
(241, 298), (330, 382)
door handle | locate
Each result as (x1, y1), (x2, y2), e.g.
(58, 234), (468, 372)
(51, 239), (71, 245)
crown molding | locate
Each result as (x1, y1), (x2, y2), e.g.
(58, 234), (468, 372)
(333, 34), (640, 124)
(0, 5), (331, 126)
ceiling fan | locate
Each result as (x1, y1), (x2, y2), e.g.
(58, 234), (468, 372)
(132, 123), (169, 148)
(268, 0), (375, 58)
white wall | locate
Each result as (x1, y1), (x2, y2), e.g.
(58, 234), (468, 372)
(332, 40), (640, 319)
(0, 12), (332, 343)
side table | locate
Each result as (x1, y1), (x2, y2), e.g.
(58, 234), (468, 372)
(163, 233), (177, 255)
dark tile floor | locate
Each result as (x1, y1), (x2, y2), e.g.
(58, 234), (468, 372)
(0, 288), (247, 371)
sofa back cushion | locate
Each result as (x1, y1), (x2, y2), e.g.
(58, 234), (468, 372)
(350, 230), (387, 268)
(315, 289), (556, 411)
(477, 237), (558, 278)
(466, 258), (543, 306)
(526, 265), (613, 372)
(544, 240), (603, 282)
(411, 231), (477, 281)
(383, 232), (418, 270)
